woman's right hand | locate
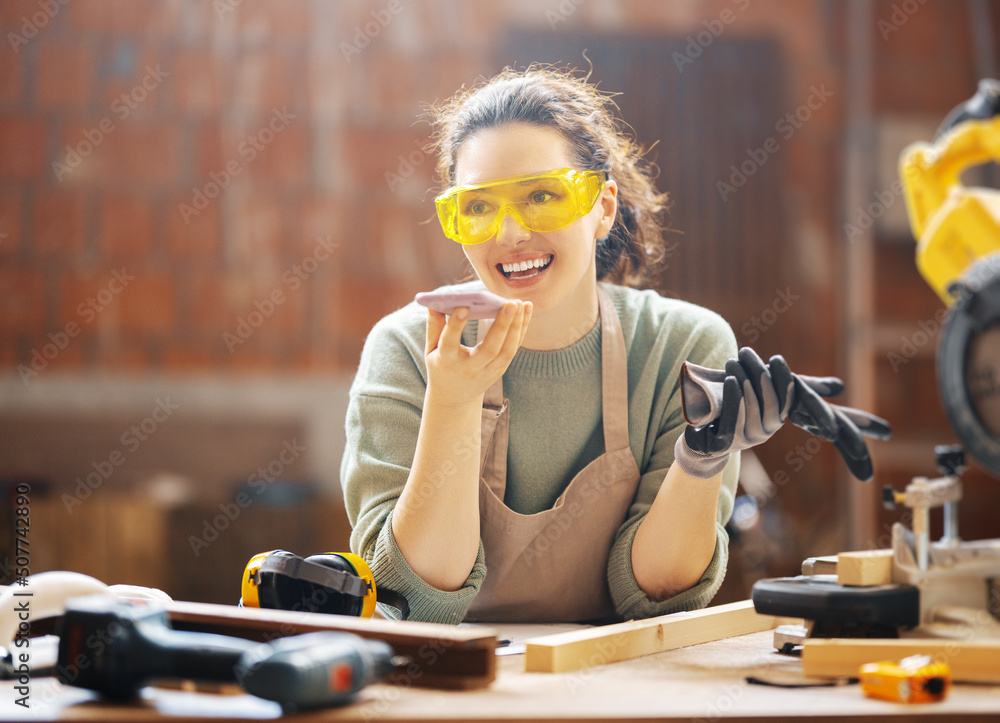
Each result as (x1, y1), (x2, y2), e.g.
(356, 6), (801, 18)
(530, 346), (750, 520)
(424, 300), (532, 408)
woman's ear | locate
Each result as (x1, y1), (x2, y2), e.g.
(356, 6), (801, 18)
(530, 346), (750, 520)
(597, 179), (618, 238)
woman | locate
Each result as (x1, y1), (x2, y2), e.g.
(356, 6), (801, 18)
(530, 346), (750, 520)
(342, 66), (886, 624)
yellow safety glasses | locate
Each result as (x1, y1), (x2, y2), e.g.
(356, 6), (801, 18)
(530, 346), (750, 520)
(435, 168), (606, 245)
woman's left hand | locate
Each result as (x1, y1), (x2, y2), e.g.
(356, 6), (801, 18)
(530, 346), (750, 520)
(674, 347), (891, 481)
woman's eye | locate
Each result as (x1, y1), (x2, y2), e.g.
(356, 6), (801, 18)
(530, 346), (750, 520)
(464, 200), (491, 216)
(529, 190), (556, 204)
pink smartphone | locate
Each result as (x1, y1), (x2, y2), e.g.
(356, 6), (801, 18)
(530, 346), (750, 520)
(414, 289), (508, 319)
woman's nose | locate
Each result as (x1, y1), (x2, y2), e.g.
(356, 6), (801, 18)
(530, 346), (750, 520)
(495, 208), (531, 247)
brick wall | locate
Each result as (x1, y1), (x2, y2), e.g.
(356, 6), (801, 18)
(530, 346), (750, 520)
(1, 0), (987, 376)
(1, 0), (998, 593)
(0, 0), (831, 378)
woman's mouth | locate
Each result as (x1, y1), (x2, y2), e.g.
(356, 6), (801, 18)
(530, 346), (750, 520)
(499, 255), (553, 279)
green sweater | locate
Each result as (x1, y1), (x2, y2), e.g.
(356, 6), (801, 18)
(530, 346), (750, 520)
(342, 282), (739, 623)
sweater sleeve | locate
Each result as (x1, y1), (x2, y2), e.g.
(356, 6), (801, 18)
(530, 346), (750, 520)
(341, 309), (486, 623)
(607, 300), (740, 620)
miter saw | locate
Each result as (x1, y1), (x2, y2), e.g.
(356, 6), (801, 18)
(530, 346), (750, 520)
(753, 79), (1000, 650)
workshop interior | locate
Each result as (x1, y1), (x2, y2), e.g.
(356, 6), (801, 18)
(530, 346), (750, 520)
(1, 0), (1000, 715)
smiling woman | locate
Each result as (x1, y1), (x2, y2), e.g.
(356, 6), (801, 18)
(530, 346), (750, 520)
(341, 66), (742, 624)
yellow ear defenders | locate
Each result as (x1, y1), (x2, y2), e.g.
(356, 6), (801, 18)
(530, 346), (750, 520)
(240, 550), (409, 620)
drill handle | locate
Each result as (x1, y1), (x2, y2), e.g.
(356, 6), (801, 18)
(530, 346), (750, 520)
(142, 625), (256, 684)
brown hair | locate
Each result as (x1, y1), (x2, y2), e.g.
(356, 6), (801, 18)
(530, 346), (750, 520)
(428, 65), (669, 286)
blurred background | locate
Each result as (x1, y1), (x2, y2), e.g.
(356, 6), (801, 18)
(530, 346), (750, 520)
(0, 0), (997, 606)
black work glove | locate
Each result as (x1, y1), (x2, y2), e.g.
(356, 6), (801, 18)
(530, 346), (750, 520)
(674, 347), (891, 481)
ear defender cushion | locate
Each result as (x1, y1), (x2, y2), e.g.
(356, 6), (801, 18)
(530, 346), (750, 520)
(302, 553), (369, 617)
(251, 551), (370, 616)
(241, 550), (383, 618)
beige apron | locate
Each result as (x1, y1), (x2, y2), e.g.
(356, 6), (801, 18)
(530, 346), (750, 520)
(466, 288), (641, 623)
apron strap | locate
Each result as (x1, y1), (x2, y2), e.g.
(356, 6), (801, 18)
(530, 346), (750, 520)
(597, 287), (631, 453)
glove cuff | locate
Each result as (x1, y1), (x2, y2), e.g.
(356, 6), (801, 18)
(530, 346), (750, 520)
(673, 436), (731, 480)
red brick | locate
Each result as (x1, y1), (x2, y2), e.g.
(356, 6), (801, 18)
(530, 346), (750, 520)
(193, 121), (226, 181)
(103, 124), (179, 187)
(171, 50), (232, 114)
(0, 270), (44, 333)
(298, 196), (346, 256)
(234, 0), (312, 39)
(36, 43), (93, 111)
(242, 124), (309, 185)
(0, 0), (68, 33)
(190, 271), (247, 334)
(343, 126), (433, 189)
(0, 117), (45, 180)
(0, 50), (23, 105)
(190, 270), (303, 343)
(34, 190), (86, 258)
(232, 51), (305, 113)
(68, 0), (182, 36)
(58, 270), (121, 331)
(118, 273), (174, 333)
(0, 192), (21, 263)
(369, 54), (426, 116)
(308, 53), (349, 119)
(168, 192), (219, 261)
(228, 187), (286, 265)
(330, 276), (418, 342)
(99, 195), (153, 261)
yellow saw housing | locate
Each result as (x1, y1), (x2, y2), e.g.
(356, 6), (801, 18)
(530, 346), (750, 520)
(900, 114), (1000, 304)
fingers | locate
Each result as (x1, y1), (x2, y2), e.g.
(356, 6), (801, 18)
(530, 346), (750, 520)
(436, 306), (470, 353)
(685, 375), (741, 456)
(830, 406), (876, 481)
(493, 303), (528, 368)
(832, 437), (875, 482)
(768, 355), (796, 420)
(738, 347), (782, 434)
(425, 309), (447, 355)
(789, 376), (839, 439)
(680, 362), (726, 426)
(796, 374), (845, 398)
(835, 406), (893, 440)
(517, 302), (533, 347)
(716, 375), (743, 451)
(476, 301), (528, 363)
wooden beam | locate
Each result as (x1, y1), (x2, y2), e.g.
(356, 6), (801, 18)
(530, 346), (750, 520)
(166, 601), (497, 690)
(524, 600), (787, 673)
(837, 549), (893, 586)
(803, 638), (1000, 683)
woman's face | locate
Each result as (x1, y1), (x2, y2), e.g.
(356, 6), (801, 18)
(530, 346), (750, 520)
(452, 123), (617, 318)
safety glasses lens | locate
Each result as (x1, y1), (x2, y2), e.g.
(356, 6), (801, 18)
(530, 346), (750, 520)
(436, 170), (603, 245)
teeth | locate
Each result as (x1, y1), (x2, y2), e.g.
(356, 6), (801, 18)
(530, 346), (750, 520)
(502, 256), (551, 274)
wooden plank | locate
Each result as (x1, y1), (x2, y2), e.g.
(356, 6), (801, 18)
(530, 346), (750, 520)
(837, 549), (893, 586)
(165, 600), (497, 690)
(803, 638), (1000, 683)
(524, 599), (786, 673)
(801, 555), (838, 575)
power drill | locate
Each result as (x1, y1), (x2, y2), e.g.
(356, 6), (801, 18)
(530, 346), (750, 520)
(57, 595), (397, 710)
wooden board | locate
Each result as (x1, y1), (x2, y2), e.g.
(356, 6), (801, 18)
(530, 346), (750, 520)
(837, 549), (893, 586)
(803, 638), (1000, 683)
(524, 599), (787, 673)
(165, 600), (497, 690)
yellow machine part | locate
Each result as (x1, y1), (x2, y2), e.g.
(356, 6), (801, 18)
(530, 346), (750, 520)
(240, 549), (378, 619)
(900, 115), (1000, 305)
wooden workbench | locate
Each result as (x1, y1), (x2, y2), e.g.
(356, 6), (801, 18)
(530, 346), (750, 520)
(1, 629), (999, 721)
